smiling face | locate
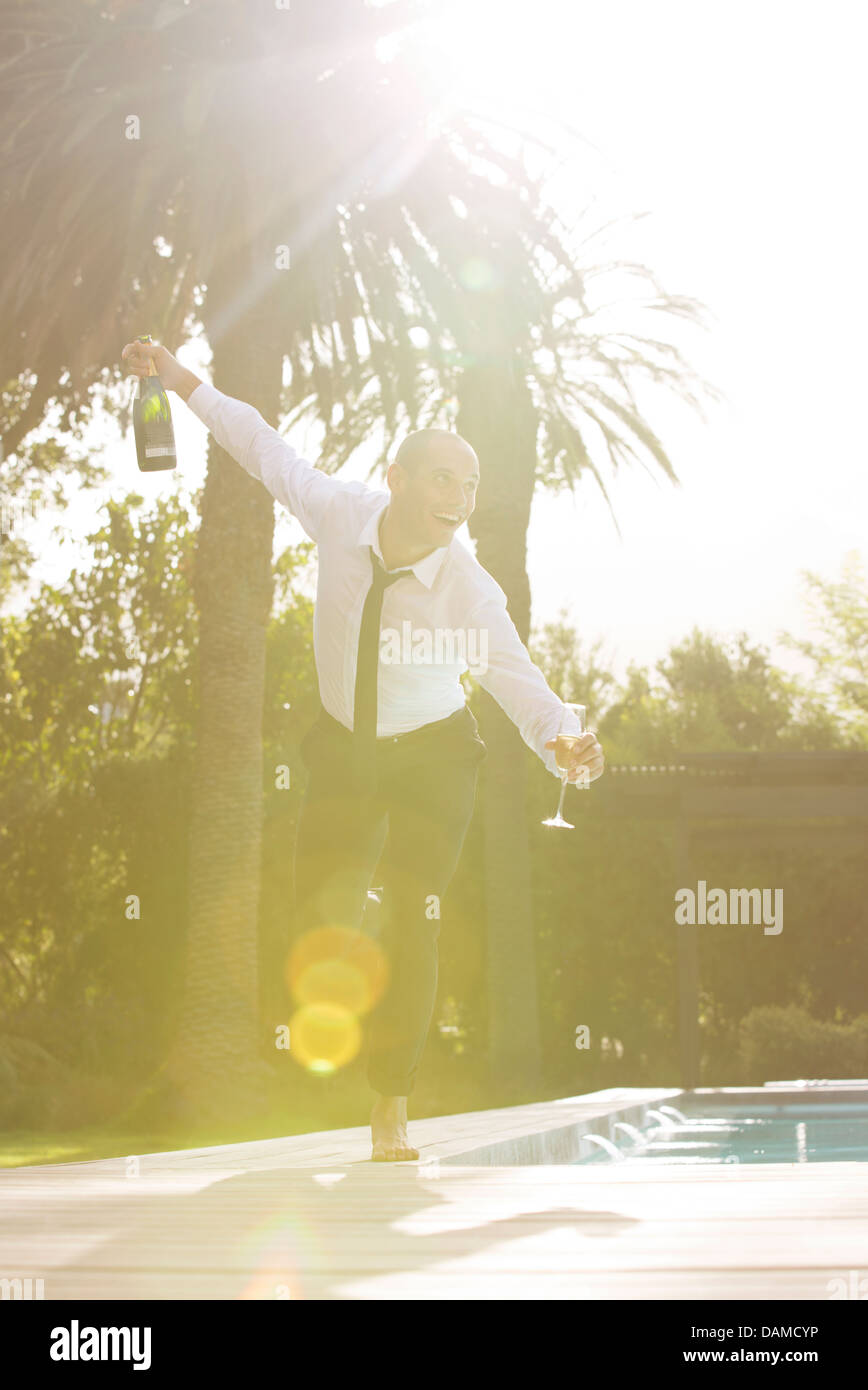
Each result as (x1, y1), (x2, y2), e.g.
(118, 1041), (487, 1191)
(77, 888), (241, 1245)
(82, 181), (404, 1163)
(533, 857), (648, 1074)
(387, 429), (480, 550)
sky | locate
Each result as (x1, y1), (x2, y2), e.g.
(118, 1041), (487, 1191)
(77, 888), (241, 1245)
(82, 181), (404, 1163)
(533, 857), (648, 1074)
(10, 0), (867, 686)
(430, 0), (868, 678)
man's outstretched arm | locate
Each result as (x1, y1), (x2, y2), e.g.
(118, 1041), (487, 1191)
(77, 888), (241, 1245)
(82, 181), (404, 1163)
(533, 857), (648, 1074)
(121, 339), (340, 542)
(470, 588), (605, 783)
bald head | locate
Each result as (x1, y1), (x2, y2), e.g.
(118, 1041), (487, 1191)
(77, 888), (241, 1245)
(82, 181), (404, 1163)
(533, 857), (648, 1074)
(394, 427), (478, 475)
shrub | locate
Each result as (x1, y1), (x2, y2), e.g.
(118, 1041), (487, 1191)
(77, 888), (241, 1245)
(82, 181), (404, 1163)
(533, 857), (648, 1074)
(0, 1035), (122, 1130)
(738, 1004), (868, 1081)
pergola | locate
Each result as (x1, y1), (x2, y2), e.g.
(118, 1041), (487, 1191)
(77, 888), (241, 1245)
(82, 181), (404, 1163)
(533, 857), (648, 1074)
(592, 752), (868, 1088)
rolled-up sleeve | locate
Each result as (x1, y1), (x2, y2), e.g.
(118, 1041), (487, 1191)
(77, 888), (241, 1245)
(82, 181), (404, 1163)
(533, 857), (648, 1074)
(187, 382), (340, 541)
(472, 592), (585, 777)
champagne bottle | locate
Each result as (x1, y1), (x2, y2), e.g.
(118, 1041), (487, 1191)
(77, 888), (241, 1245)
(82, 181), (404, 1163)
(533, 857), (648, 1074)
(133, 334), (176, 471)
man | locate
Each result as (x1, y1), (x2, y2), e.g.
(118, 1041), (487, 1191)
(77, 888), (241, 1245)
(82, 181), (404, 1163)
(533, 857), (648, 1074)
(122, 340), (605, 1160)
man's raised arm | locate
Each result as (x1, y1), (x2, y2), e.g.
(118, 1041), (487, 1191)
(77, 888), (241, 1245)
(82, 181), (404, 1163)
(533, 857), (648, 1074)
(121, 339), (340, 542)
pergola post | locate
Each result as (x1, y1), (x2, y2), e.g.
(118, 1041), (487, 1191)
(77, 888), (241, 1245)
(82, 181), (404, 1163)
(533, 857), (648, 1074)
(674, 809), (700, 1090)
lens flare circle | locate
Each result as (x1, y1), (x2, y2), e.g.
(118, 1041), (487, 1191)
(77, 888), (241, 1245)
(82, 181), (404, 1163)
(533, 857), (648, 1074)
(286, 925), (388, 1015)
(458, 257), (499, 291)
(290, 1002), (362, 1074)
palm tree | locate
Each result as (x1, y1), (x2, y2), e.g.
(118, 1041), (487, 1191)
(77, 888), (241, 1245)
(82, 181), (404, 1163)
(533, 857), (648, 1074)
(1, 0), (446, 1117)
(1, 0), (719, 1114)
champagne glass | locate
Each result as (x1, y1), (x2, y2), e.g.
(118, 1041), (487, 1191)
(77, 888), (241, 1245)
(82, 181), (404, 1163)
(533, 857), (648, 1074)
(542, 702), (587, 829)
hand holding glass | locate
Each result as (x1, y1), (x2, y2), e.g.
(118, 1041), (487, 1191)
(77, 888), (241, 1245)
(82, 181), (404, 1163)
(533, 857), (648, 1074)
(542, 702), (587, 829)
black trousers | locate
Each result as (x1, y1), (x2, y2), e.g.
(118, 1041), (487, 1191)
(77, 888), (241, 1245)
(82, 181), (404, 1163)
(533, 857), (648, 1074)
(293, 703), (486, 1096)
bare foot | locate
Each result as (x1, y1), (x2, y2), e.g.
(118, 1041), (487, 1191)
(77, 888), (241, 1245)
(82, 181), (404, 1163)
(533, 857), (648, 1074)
(371, 1095), (419, 1162)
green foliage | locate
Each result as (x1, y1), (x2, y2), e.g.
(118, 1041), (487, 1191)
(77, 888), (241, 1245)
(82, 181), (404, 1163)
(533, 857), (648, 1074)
(781, 553), (868, 746)
(0, 1035), (120, 1130)
(528, 773), (868, 1089)
(530, 791), (681, 1090)
(1, 491), (199, 777)
(527, 595), (868, 1088)
(0, 380), (108, 604)
(529, 618), (823, 762)
(738, 1005), (868, 1083)
(0, 490), (199, 1083)
(3, 531), (868, 1132)
(528, 611), (619, 717)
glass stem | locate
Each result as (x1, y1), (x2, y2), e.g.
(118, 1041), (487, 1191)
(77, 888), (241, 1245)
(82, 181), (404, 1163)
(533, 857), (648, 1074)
(556, 773), (567, 819)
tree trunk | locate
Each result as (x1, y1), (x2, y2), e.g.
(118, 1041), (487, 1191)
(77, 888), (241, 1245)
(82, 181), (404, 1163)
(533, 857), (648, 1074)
(163, 201), (282, 1123)
(458, 362), (542, 1094)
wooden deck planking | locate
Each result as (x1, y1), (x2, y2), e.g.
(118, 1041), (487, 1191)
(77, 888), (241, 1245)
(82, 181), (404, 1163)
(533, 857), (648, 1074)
(2, 1088), (866, 1300)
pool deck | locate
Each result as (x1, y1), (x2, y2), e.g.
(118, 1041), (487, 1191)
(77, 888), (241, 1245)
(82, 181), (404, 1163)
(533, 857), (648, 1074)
(2, 1085), (866, 1300)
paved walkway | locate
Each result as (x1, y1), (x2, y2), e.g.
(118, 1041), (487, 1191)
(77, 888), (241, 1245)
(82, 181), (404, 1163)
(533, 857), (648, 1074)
(2, 1088), (865, 1299)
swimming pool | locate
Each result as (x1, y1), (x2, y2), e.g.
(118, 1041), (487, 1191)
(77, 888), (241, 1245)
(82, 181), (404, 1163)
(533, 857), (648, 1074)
(574, 1103), (868, 1165)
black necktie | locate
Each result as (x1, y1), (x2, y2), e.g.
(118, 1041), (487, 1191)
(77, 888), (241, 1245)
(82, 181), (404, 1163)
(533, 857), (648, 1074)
(352, 546), (413, 779)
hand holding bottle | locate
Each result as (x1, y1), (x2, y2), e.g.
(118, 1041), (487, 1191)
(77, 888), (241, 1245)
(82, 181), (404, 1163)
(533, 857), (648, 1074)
(121, 339), (202, 401)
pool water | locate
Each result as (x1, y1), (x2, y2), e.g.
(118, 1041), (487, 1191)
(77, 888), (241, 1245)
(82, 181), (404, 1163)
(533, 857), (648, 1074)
(575, 1104), (868, 1165)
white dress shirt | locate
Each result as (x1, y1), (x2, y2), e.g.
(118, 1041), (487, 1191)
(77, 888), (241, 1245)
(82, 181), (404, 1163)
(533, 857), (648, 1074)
(187, 382), (582, 776)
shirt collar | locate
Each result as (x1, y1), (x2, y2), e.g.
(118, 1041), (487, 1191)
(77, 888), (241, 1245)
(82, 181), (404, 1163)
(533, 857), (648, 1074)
(358, 498), (450, 590)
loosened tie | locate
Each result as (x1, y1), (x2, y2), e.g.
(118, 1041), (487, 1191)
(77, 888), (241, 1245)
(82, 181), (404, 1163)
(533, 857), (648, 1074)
(352, 546), (413, 781)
